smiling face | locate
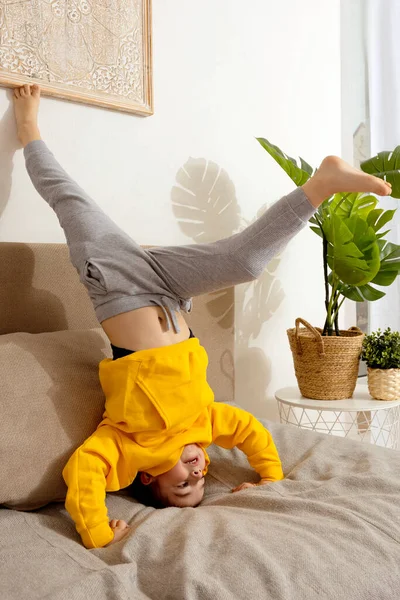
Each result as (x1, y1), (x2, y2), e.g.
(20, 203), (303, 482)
(141, 444), (206, 507)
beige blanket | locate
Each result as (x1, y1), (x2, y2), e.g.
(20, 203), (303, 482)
(1, 420), (400, 600)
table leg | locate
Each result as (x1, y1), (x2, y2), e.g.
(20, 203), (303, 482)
(357, 410), (371, 436)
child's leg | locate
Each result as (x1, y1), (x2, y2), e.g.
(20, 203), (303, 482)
(146, 187), (314, 298)
(24, 140), (392, 324)
(146, 157), (392, 299)
(14, 86), (187, 331)
(25, 132), (306, 319)
(15, 85), (391, 332)
(23, 139), (186, 325)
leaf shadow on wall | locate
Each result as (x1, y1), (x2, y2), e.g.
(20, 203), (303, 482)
(0, 92), (20, 219)
(171, 157), (285, 416)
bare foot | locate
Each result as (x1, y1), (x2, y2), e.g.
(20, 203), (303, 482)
(13, 84), (41, 148)
(302, 155), (392, 208)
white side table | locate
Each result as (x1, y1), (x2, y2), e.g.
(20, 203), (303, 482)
(275, 384), (400, 450)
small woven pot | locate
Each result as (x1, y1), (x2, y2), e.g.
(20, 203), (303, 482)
(287, 318), (364, 400)
(367, 367), (400, 401)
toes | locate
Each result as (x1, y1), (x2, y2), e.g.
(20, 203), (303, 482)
(373, 177), (392, 195)
(20, 84), (32, 97)
(13, 83), (40, 99)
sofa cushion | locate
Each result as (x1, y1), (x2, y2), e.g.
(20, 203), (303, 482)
(0, 328), (111, 510)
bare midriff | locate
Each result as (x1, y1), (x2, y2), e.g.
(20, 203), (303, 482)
(101, 306), (191, 351)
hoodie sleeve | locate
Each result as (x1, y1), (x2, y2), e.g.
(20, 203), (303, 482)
(209, 403), (284, 482)
(62, 426), (131, 549)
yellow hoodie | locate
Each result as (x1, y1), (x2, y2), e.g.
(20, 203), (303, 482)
(62, 338), (284, 549)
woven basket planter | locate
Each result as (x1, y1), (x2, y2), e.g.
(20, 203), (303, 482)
(367, 367), (400, 401)
(287, 318), (364, 400)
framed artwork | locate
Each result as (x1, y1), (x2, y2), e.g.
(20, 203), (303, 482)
(0, 0), (153, 116)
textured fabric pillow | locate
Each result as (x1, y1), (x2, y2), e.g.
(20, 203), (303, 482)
(0, 328), (111, 510)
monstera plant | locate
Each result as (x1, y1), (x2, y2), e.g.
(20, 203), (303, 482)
(257, 139), (400, 337)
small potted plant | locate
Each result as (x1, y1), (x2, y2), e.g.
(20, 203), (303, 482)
(257, 138), (400, 400)
(361, 328), (400, 400)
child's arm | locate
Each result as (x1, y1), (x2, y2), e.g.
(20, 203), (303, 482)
(209, 403), (284, 489)
(62, 426), (132, 549)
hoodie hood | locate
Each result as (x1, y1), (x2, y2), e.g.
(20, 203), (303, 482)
(98, 338), (215, 436)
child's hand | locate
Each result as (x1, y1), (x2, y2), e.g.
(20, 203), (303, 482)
(232, 479), (271, 493)
(105, 519), (131, 546)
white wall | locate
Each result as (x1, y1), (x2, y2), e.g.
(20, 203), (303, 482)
(0, 0), (341, 421)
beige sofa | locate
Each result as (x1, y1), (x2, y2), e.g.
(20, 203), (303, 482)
(1, 242), (400, 600)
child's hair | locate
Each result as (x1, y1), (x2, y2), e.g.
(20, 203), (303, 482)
(128, 473), (166, 509)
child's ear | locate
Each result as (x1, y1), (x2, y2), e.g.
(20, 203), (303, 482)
(140, 472), (156, 485)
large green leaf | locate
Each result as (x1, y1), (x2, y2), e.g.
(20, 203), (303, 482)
(374, 209), (396, 231)
(339, 238), (400, 302)
(339, 283), (364, 302)
(338, 282), (384, 301)
(256, 138), (313, 186)
(314, 199), (330, 225)
(309, 225), (323, 238)
(365, 208), (396, 236)
(339, 281), (386, 302)
(351, 195), (380, 219)
(357, 284), (385, 301)
(380, 240), (400, 260)
(324, 214), (380, 285)
(371, 270), (398, 286)
(376, 242), (400, 278)
(329, 193), (377, 220)
(361, 147), (400, 198)
(332, 276), (384, 302)
(376, 229), (390, 240)
(367, 209), (384, 229)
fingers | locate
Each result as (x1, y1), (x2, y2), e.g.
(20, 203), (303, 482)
(257, 479), (271, 487)
(110, 519), (123, 529)
(109, 519), (130, 530)
(232, 479), (272, 492)
(232, 482), (256, 493)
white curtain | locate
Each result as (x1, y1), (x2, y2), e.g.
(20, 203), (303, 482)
(366, 0), (400, 331)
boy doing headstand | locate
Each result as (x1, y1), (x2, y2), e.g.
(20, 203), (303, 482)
(12, 84), (392, 549)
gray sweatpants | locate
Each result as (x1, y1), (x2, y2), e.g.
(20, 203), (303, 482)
(24, 140), (315, 332)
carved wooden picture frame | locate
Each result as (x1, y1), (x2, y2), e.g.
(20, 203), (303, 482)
(0, 0), (153, 116)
